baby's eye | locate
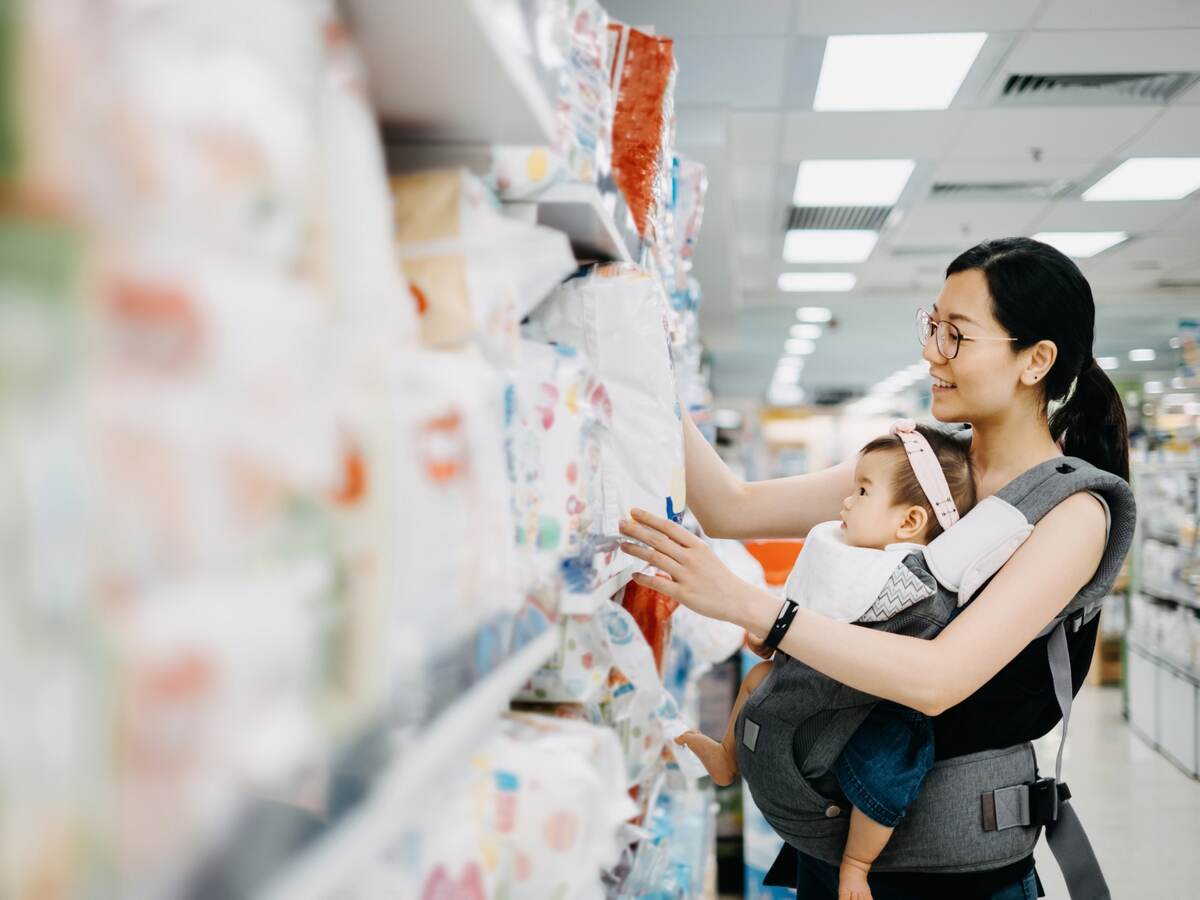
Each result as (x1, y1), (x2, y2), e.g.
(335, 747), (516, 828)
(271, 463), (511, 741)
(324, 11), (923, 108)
(858, 487), (867, 496)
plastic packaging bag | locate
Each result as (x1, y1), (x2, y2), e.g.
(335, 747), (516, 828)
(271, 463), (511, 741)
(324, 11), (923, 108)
(390, 168), (575, 361)
(528, 263), (685, 540)
(607, 23), (676, 242)
(490, 0), (613, 198)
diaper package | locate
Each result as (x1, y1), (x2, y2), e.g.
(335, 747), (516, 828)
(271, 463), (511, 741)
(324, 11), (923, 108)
(620, 580), (679, 674)
(527, 263), (685, 539)
(491, 0), (613, 198)
(390, 168), (575, 361)
(314, 1), (417, 344)
(506, 341), (613, 598)
(356, 713), (635, 900)
(333, 348), (520, 728)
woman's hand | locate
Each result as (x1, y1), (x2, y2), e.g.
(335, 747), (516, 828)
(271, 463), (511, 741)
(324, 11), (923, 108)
(618, 508), (757, 625)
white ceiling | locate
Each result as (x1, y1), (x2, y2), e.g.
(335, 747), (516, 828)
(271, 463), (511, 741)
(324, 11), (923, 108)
(602, 0), (1200, 403)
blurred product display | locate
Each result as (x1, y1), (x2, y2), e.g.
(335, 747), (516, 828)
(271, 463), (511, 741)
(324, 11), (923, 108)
(0, 2), (727, 898)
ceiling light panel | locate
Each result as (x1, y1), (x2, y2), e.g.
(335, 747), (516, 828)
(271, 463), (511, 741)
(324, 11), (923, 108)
(796, 307), (833, 323)
(790, 324), (823, 339)
(1032, 231), (1127, 258)
(814, 33), (987, 111)
(1083, 157), (1200, 201)
(784, 229), (878, 263)
(778, 272), (857, 292)
(792, 160), (916, 206)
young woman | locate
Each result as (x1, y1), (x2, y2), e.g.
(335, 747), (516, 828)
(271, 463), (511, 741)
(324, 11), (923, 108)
(617, 237), (1132, 899)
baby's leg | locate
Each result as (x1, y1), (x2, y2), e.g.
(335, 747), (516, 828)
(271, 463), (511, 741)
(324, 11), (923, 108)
(838, 807), (893, 900)
(675, 660), (772, 786)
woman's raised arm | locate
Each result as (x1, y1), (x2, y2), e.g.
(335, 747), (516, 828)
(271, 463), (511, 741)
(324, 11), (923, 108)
(619, 491), (1108, 716)
(683, 411), (856, 539)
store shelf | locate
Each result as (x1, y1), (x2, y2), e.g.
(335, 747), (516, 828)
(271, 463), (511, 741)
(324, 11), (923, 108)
(560, 561), (646, 616)
(259, 628), (558, 900)
(505, 183), (638, 263)
(345, 0), (555, 145)
(1139, 585), (1200, 612)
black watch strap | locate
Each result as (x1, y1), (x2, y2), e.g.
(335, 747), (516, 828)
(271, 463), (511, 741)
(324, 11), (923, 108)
(761, 598), (800, 653)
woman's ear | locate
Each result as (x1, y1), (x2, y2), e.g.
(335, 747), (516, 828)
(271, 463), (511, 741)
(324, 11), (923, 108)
(896, 505), (929, 541)
(1021, 339), (1058, 386)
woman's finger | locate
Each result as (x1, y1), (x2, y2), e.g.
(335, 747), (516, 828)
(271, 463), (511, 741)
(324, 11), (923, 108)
(617, 541), (683, 581)
(629, 508), (700, 547)
(618, 518), (687, 563)
(631, 571), (682, 600)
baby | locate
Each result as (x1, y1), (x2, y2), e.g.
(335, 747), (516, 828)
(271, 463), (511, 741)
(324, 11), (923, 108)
(675, 421), (975, 900)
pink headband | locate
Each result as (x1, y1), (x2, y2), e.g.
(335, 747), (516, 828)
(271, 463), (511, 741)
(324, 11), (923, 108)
(890, 419), (960, 532)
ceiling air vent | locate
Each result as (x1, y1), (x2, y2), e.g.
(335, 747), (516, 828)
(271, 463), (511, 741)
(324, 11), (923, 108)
(997, 72), (1200, 106)
(786, 206), (891, 231)
(930, 180), (1070, 200)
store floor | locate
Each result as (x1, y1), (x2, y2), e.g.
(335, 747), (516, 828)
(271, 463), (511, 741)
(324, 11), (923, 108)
(724, 685), (1200, 898)
(1031, 683), (1200, 898)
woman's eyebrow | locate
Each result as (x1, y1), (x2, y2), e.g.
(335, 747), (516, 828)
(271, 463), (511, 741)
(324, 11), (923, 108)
(946, 312), (979, 326)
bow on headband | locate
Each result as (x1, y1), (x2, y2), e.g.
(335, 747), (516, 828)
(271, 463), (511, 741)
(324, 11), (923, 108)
(890, 419), (960, 532)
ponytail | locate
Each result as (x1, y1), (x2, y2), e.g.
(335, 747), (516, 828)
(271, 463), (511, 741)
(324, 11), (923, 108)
(1049, 358), (1130, 482)
(947, 238), (1132, 484)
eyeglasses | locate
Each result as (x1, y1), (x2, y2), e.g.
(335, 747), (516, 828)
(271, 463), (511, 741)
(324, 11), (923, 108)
(916, 308), (1017, 360)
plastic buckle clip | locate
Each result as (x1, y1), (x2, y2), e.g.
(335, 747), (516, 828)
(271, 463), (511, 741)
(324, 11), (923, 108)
(1029, 777), (1060, 826)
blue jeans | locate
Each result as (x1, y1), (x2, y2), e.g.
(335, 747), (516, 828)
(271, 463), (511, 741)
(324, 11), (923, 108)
(795, 853), (1039, 899)
(833, 701), (934, 828)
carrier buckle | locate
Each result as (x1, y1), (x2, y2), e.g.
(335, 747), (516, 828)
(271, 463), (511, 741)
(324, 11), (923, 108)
(981, 778), (1061, 832)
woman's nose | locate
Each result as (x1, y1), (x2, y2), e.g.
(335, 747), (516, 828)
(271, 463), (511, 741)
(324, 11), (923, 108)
(922, 337), (945, 366)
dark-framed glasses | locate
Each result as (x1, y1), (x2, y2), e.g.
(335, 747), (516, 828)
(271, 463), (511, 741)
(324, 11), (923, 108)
(916, 308), (1017, 360)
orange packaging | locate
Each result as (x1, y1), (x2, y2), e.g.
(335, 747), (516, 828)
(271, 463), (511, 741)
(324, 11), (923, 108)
(607, 23), (675, 240)
(620, 579), (678, 673)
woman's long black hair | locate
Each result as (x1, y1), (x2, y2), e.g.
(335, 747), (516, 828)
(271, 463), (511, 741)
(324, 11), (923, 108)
(946, 237), (1130, 482)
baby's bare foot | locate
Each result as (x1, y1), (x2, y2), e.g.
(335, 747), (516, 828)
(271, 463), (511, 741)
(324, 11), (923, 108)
(838, 855), (873, 900)
(673, 731), (738, 786)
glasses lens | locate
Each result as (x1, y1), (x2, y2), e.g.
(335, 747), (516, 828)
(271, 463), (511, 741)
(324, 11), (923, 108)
(936, 321), (961, 358)
(916, 309), (932, 347)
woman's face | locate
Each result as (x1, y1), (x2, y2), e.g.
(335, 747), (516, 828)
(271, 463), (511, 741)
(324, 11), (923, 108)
(923, 269), (1025, 425)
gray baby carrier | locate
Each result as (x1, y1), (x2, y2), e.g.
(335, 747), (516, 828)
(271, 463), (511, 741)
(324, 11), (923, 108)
(736, 456), (1135, 899)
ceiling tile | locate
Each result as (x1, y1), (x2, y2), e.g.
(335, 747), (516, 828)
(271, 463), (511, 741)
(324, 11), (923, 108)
(780, 111), (967, 163)
(673, 105), (726, 149)
(1125, 107), (1200, 157)
(731, 164), (777, 200)
(946, 108), (1160, 161)
(601, 0), (793, 36)
(795, 1), (1041, 33)
(728, 112), (782, 163)
(931, 158), (1095, 185)
(890, 200), (1048, 245)
(1004, 30), (1200, 74)
(1036, 0), (1200, 31)
(1032, 199), (1185, 233)
(734, 195), (782, 232)
(672, 37), (789, 108)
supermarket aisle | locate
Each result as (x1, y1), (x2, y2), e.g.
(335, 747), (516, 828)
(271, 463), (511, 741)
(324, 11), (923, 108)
(1031, 685), (1200, 898)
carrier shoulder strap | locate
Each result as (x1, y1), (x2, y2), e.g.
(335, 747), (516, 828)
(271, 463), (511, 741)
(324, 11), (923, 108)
(983, 457), (1134, 900)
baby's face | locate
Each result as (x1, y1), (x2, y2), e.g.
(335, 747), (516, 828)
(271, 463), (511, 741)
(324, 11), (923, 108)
(839, 452), (919, 550)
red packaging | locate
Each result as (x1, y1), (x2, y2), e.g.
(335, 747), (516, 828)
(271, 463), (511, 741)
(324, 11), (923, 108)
(620, 579), (678, 673)
(607, 23), (675, 240)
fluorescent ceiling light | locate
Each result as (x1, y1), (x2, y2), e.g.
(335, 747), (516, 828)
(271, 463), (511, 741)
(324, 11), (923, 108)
(796, 306), (833, 323)
(778, 271), (857, 292)
(814, 33), (987, 111)
(785, 339), (817, 355)
(1097, 357), (1119, 371)
(1144, 381), (1164, 394)
(784, 229), (878, 263)
(1032, 231), (1127, 258)
(1129, 348), (1156, 362)
(790, 324), (823, 340)
(1082, 157), (1200, 202)
(792, 160), (915, 207)
(768, 384), (805, 406)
